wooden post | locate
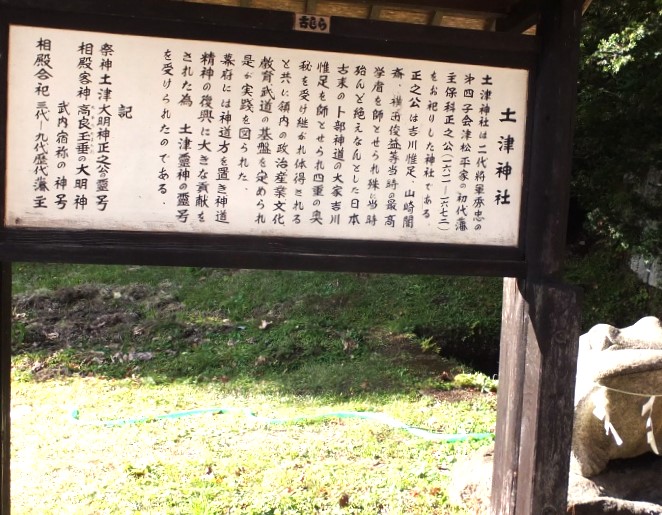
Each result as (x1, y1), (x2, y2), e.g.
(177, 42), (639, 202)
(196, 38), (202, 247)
(493, 279), (581, 513)
(491, 0), (584, 513)
(516, 281), (581, 513)
(0, 262), (11, 515)
(492, 278), (528, 510)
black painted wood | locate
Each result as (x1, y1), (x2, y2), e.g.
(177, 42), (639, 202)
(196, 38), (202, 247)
(0, 229), (526, 277)
(0, 262), (11, 515)
(0, 0), (536, 68)
(491, 0), (584, 513)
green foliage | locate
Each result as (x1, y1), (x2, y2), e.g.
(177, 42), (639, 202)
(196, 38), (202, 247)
(564, 244), (662, 330)
(574, 0), (662, 256)
(452, 373), (498, 393)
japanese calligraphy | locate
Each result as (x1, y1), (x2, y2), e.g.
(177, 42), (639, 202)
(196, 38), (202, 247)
(6, 25), (529, 246)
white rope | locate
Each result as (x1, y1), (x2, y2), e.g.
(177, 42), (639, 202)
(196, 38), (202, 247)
(594, 381), (662, 398)
(591, 381), (660, 454)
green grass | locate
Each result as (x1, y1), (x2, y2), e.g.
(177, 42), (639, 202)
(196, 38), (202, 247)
(12, 378), (495, 514)
(11, 263), (503, 383)
(11, 263), (499, 514)
(10, 246), (661, 513)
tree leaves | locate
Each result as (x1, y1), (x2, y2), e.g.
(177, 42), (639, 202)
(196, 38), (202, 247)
(573, 0), (662, 256)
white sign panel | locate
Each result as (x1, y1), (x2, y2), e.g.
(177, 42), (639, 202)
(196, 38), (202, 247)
(5, 25), (528, 245)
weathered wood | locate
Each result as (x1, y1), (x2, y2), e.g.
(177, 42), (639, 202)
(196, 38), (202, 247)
(430, 9), (444, 25)
(0, 262), (11, 515)
(305, 0), (317, 13)
(492, 280), (581, 514)
(517, 281), (580, 514)
(0, 0), (536, 69)
(491, 277), (528, 511)
(491, 0), (584, 513)
(0, 229), (526, 277)
(369, 4), (381, 19)
(523, 0), (584, 281)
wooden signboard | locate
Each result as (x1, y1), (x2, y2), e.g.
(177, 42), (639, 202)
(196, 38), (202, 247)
(0, 0), (585, 513)
(0, 1), (536, 277)
(6, 25), (528, 246)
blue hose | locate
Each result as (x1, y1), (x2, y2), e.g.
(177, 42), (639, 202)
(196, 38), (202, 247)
(71, 406), (494, 443)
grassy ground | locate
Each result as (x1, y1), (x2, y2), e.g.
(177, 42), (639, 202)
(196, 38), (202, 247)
(10, 246), (661, 514)
(12, 379), (495, 514)
(11, 264), (499, 514)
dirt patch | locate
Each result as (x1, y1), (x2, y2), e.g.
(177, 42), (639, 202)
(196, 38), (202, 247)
(378, 331), (463, 376)
(11, 284), (206, 380)
(375, 330), (494, 402)
(13, 285), (182, 354)
(419, 388), (496, 403)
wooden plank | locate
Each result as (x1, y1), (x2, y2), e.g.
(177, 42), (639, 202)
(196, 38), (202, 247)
(516, 282), (580, 513)
(0, 262), (11, 515)
(491, 277), (528, 511)
(524, 0), (583, 281)
(318, 0), (513, 15)
(492, 281), (581, 514)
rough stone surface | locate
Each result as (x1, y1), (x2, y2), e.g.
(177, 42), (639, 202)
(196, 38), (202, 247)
(447, 444), (662, 514)
(573, 317), (662, 478)
(567, 453), (662, 514)
(447, 317), (662, 513)
(447, 443), (493, 514)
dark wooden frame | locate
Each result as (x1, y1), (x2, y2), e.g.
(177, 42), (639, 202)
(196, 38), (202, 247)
(0, 0), (535, 277)
(0, 0), (585, 513)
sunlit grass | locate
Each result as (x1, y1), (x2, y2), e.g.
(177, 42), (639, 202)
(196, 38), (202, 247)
(12, 377), (495, 514)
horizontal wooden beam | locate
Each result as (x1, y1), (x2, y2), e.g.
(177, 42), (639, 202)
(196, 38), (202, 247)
(319, 0), (512, 15)
(369, 4), (382, 19)
(433, 8), (505, 19)
(495, 0), (539, 33)
(0, 229), (527, 278)
(322, 0), (509, 18)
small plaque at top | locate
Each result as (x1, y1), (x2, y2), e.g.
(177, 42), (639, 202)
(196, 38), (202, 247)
(293, 14), (330, 33)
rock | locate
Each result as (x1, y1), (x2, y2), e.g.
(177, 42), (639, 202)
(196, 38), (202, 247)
(447, 316), (662, 513)
(567, 453), (662, 514)
(572, 317), (662, 478)
(447, 443), (492, 514)
(447, 444), (662, 514)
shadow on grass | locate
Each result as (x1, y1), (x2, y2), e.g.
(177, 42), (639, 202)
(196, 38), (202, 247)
(11, 267), (500, 397)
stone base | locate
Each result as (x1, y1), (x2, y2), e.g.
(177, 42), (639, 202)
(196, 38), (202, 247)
(447, 445), (662, 514)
